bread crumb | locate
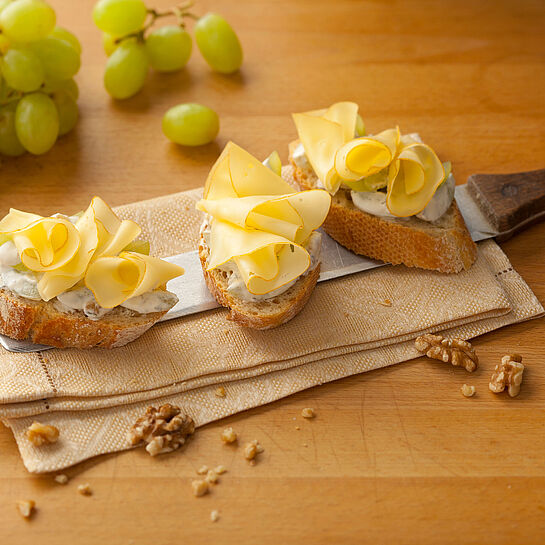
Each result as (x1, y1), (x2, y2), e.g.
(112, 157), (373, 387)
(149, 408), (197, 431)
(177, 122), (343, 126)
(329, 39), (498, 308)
(303, 443), (308, 448)
(461, 384), (476, 397)
(221, 427), (237, 444)
(77, 483), (92, 496)
(379, 299), (392, 307)
(192, 479), (209, 497)
(215, 386), (226, 398)
(295, 426), (300, 430)
(16, 500), (35, 519)
(214, 465), (227, 475)
(244, 439), (264, 461)
(205, 470), (219, 484)
(210, 509), (220, 522)
(301, 408), (315, 419)
(54, 474), (69, 485)
(197, 465), (209, 475)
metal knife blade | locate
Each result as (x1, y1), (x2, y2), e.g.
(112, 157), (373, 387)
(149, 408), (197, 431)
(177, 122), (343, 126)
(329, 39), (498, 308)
(0, 182), (503, 353)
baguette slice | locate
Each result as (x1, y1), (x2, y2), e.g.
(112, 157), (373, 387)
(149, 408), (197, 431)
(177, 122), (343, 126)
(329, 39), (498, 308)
(198, 231), (320, 330)
(0, 287), (174, 349)
(289, 140), (477, 273)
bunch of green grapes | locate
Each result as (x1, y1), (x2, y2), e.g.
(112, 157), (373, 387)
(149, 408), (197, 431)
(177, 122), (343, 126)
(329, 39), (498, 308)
(93, 0), (243, 100)
(0, 0), (81, 156)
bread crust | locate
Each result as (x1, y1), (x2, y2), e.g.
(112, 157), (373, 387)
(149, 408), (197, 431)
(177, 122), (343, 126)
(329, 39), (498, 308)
(289, 140), (476, 273)
(0, 288), (170, 349)
(198, 234), (320, 330)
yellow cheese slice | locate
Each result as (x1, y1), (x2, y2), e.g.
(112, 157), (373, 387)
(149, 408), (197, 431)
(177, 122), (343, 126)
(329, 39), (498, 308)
(199, 143), (331, 296)
(386, 141), (445, 217)
(85, 251), (184, 309)
(292, 102), (359, 193)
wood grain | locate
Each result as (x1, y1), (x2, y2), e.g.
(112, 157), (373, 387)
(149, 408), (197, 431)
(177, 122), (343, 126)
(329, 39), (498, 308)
(1, 0), (545, 543)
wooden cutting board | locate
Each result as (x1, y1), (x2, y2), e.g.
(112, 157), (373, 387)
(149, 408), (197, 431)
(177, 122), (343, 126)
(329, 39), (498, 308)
(1, 0), (545, 543)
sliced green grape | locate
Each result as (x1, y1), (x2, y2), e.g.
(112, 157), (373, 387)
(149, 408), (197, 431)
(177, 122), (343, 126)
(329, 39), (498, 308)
(31, 36), (80, 81)
(146, 25), (192, 73)
(195, 13), (243, 74)
(104, 40), (148, 99)
(355, 114), (365, 136)
(93, 0), (147, 36)
(162, 103), (219, 146)
(123, 239), (150, 255)
(43, 77), (79, 101)
(51, 90), (78, 136)
(51, 26), (82, 55)
(0, 0), (56, 43)
(263, 150), (282, 176)
(0, 101), (25, 156)
(1, 48), (44, 92)
(15, 92), (59, 155)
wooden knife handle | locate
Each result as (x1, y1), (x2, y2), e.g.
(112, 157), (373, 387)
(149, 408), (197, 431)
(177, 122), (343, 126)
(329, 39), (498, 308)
(466, 168), (545, 241)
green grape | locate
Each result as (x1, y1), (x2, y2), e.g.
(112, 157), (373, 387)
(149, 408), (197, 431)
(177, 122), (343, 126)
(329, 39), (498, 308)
(162, 103), (219, 146)
(15, 92), (59, 155)
(102, 32), (118, 56)
(104, 40), (148, 99)
(43, 77), (79, 100)
(0, 0), (56, 43)
(31, 37), (80, 81)
(51, 90), (78, 136)
(194, 13), (243, 74)
(355, 114), (365, 136)
(0, 101), (25, 156)
(1, 48), (44, 92)
(0, 33), (10, 54)
(93, 0), (147, 36)
(145, 25), (192, 73)
(51, 26), (82, 55)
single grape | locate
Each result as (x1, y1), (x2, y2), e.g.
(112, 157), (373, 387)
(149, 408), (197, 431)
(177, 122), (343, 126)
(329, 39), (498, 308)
(93, 0), (147, 36)
(102, 32), (118, 56)
(194, 13), (243, 74)
(31, 36), (80, 81)
(43, 77), (79, 101)
(51, 26), (82, 55)
(0, 0), (56, 43)
(0, 101), (25, 156)
(1, 48), (44, 92)
(145, 25), (192, 73)
(104, 40), (148, 99)
(51, 90), (78, 136)
(162, 103), (219, 146)
(0, 33), (10, 54)
(15, 92), (59, 155)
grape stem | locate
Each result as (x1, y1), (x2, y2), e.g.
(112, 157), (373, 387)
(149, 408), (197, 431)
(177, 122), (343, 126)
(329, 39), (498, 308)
(114, 1), (199, 44)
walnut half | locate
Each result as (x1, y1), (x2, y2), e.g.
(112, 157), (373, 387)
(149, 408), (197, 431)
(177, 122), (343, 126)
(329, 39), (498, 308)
(415, 334), (478, 372)
(128, 404), (195, 456)
(26, 422), (59, 446)
(489, 354), (524, 397)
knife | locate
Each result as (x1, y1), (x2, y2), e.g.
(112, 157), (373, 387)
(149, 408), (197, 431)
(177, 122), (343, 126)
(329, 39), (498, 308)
(2, 168), (544, 353)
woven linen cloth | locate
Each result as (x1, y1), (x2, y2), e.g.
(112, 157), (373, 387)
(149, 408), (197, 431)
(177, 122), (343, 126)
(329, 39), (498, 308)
(0, 166), (542, 473)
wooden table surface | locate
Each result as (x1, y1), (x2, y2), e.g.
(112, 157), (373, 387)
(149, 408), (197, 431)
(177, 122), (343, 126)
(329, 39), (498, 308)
(2, 0), (545, 543)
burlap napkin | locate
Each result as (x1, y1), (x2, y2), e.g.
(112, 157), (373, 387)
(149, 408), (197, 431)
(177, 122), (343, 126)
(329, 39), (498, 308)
(0, 167), (542, 473)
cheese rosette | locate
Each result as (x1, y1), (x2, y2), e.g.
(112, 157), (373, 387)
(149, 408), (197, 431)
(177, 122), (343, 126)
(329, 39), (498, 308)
(0, 197), (147, 301)
(292, 101), (359, 194)
(197, 142), (331, 296)
(85, 251), (184, 309)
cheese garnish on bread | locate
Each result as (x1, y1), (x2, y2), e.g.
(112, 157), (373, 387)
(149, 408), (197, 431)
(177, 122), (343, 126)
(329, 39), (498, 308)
(197, 142), (330, 296)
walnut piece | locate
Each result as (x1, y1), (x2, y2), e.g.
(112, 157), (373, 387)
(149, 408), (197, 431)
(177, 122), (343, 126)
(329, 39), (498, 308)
(214, 465), (227, 475)
(221, 427), (237, 444)
(301, 407), (315, 419)
(415, 334), (478, 372)
(205, 470), (219, 484)
(26, 422), (59, 446)
(244, 439), (264, 461)
(192, 479), (209, 497)
(54, 474), (69, 485)
(210, 509), (220, 522)
(197, 465), (209, 475)
(489, 354), (524, 397)
(16, 500), (35, 519)
(215, 386), (226, 398)
(128, 404), (195, 457)
(461, 384), (476, 397)
(78, 483), (92, 496)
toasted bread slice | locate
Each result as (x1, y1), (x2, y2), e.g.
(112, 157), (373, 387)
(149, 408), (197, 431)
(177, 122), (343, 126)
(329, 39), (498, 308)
(289, 140), (477, 273)
(0, 287), (174, 349)
(198, 231), (320, 330)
